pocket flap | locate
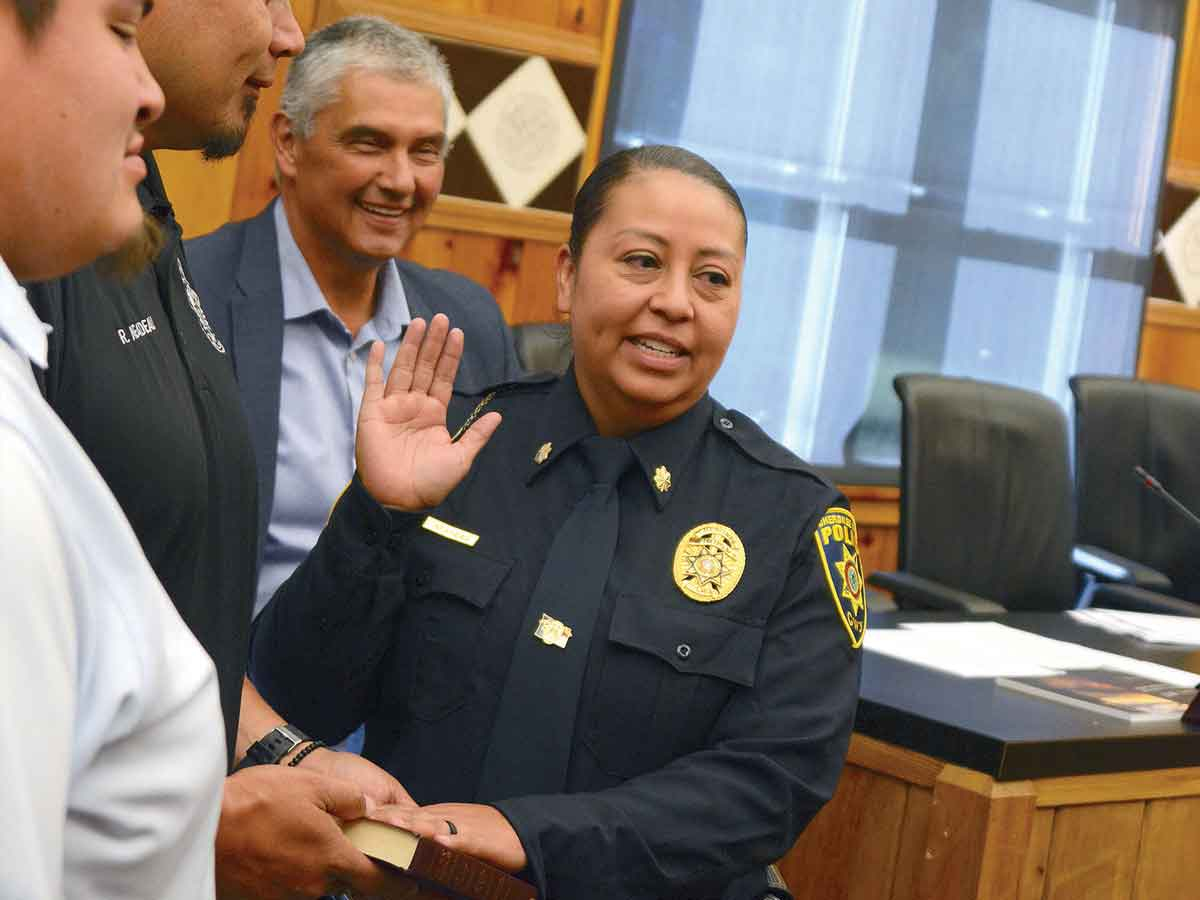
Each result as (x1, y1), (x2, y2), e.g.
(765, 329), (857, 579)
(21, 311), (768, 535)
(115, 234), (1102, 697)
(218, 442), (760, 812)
(609, 592), (764, 687)
(406, 532), (512, 609)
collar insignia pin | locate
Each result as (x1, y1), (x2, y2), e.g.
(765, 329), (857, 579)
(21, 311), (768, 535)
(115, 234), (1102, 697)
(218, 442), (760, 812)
(534, 441), (553, 464)
(654, 465), (672, 493)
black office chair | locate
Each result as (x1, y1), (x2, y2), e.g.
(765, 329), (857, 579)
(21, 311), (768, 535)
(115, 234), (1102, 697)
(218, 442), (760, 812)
(866, 374), (1173, 614)
(868, 374), (1079, 612)
(1069, 376), (1200, 615)
(512, 321), (572, 375)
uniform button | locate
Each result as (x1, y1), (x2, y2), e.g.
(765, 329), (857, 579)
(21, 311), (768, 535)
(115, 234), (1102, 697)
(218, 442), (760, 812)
(676, 643), (692, 660)
(719, 417), (734, 430)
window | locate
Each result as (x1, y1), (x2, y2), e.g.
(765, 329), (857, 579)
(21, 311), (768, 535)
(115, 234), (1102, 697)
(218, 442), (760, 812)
(604, 0), (1182, 478)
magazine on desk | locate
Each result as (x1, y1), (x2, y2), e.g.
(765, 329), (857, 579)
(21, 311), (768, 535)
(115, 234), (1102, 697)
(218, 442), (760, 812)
(996, 668), (1199, 722)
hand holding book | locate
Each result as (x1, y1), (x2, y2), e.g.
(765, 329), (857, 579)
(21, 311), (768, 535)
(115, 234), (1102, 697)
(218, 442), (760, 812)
(347, 805), (534, 900)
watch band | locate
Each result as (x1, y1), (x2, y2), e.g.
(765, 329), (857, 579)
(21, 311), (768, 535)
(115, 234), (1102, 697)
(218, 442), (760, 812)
(235, 724), (311, 770)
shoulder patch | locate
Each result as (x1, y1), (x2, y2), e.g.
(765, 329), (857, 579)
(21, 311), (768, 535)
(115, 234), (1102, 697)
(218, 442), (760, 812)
(813, 507), (866, 648)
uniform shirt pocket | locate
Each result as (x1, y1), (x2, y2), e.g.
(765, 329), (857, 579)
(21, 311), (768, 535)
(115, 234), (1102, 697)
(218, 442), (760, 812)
(403, 533), (513, 721)
(585, 591), (764, 778)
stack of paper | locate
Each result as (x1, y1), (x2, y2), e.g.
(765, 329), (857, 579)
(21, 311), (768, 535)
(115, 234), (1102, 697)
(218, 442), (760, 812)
(863, 621), (1199, 685)
(1068, 609), (1200, 646)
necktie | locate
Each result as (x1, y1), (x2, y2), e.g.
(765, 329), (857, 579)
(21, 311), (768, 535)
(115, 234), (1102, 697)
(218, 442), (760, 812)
(476, 435), (632, 800)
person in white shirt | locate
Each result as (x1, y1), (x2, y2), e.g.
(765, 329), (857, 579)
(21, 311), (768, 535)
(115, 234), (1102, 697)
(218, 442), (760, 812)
(0, 2), (226, 898)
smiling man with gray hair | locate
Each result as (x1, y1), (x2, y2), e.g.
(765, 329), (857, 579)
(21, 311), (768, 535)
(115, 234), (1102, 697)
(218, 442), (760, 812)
(188, 16), (521, 629)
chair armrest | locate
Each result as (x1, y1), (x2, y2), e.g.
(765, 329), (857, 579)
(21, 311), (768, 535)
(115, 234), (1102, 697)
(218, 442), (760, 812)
(1090, 583), (1200, 618)
(867, 571), (1006, 614)
(1072, 544), (1174, 592)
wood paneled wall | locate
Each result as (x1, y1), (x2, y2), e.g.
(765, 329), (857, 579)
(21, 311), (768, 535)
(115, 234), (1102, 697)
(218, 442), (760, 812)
(1168, 0), (1200, 188)
(1137, 298), (1200, 390)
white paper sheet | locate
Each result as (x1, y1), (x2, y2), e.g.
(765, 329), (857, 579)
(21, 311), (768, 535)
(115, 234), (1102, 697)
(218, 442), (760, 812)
(863, 621), (1200, 686)
(1069, 608), (1200, 647)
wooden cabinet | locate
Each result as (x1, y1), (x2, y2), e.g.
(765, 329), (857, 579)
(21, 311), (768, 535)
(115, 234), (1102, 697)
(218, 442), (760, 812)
(1137, 297), (1200, 390)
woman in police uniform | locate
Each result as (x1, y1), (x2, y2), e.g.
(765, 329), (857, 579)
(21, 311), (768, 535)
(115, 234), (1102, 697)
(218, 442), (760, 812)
(251, 145), (864, 900)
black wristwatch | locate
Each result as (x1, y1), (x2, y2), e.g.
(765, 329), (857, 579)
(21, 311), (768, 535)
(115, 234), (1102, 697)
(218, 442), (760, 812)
(234, 724), (311, 770)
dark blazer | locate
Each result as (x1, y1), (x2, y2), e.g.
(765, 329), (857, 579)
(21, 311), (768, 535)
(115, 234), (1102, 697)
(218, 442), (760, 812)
(186, 200), (522, 564)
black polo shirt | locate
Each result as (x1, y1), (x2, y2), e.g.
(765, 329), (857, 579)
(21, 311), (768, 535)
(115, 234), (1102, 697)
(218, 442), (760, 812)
(26, 154), (258, 767)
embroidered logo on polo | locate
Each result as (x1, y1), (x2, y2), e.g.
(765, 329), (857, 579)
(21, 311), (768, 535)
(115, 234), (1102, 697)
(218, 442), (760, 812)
(814, 507), (866, 648)
(673, 522), (746, 603)
(176, 259), (225, 354)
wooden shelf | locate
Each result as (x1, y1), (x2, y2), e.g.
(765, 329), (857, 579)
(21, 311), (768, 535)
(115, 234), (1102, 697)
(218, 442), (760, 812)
(1166, 162), (1200, 192)
(317, 0), (604, 66)
(426, 195), (570, 244)
(1144, 295), (1200, 330)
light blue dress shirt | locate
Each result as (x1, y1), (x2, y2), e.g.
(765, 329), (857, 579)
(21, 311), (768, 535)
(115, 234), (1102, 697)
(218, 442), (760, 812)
(255, 202), (412, 616)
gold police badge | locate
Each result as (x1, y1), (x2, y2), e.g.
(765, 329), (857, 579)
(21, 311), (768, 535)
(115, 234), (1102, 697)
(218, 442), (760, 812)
(673, 523), (746, 603)
(814, 507), (866, 648)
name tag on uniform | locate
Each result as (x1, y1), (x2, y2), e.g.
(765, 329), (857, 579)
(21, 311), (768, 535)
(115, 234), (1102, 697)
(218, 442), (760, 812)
(421, 515), (480, 547)
(534, 613), (572, 648)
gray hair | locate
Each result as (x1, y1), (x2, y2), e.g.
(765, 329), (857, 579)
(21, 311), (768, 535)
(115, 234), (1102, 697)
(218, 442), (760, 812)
(280, 15), (453, 144)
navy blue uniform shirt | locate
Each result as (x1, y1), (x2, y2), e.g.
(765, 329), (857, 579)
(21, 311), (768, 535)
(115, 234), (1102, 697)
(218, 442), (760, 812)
(251, 369), (863, 900)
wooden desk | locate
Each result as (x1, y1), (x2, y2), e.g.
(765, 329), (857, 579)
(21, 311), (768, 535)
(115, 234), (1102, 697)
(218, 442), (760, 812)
(780, 613), (1200, 900)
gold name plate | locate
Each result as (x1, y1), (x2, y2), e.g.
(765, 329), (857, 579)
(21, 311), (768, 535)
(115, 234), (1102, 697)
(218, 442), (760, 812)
(421, 515), (480, 547)
(534, 613), (572, 648)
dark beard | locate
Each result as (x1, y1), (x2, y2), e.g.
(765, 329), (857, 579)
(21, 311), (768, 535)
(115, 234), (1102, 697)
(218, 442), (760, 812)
(97, 213), (165, 281)
(200, 93), (258, 161)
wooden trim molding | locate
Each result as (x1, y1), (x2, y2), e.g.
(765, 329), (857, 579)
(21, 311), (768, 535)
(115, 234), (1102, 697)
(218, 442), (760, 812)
(317, 0), (603, 66)
(846, 733), (944, 788)
(1032, 766), (1200, 808)
(1166, 162), (1200, 191)
(426, 195), (571, 244)
(1144, 296), (1200, 331)
(580, 0), (624, 181)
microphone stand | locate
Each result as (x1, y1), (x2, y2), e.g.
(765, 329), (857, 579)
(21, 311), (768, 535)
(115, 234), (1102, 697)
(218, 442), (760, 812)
(1133, 467), (1200, 724)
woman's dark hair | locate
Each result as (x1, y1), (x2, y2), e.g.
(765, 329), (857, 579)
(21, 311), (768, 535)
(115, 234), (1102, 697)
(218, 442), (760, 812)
(567, 145), (748, 259)
(11, 0), (57, 38)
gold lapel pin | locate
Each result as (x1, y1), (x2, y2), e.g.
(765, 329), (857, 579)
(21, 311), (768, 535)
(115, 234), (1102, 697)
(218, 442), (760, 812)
(534, 442), (552, 464)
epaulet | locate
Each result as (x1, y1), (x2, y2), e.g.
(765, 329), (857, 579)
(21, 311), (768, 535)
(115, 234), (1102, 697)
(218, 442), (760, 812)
(710, 403), (829, 483)
(449, 373), (556, 442)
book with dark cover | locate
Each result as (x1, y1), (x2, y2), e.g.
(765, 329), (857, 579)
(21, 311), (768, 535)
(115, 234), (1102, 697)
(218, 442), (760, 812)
(341, 819), (536, 900)
(996, 668), (1198, 722)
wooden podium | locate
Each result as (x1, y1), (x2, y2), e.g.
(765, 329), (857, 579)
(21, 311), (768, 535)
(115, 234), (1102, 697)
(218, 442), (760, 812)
(779, 613), (1200, 900)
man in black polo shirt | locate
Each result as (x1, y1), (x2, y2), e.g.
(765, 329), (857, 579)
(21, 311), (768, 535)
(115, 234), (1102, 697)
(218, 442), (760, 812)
(26, 2), (412, 897)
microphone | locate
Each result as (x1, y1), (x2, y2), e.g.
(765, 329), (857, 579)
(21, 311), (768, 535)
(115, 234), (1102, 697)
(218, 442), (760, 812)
(1133, 466), (1200, 532)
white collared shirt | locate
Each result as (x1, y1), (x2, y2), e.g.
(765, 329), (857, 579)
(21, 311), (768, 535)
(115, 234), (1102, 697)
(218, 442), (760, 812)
(0, 254), (225, 900)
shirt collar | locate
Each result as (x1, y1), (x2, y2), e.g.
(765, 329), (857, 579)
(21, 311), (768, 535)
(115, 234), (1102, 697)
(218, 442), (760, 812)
(525, 366), (713, 510)
(274, 199), (411, 338)
(136, 151), (172, 220)
(0, 255), (51, 370)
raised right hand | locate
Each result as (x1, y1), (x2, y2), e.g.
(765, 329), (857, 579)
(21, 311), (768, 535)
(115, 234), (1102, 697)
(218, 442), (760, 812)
(355, 314), (501, 511)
